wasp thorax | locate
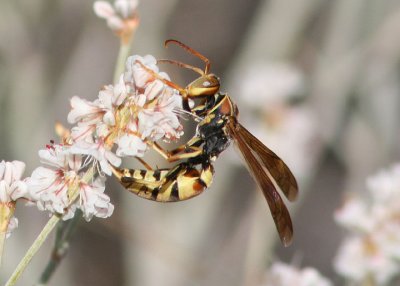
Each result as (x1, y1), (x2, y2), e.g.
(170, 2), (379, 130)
(187, 74), (220, 98)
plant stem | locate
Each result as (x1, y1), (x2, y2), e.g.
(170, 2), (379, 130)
(113, 35), (134, 84)
(38, 211), (82, 284)
(5, 215), (61, 286)
(0, 232), (6, 266)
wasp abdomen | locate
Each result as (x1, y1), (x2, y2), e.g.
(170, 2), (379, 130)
(114, 163), (214, 202)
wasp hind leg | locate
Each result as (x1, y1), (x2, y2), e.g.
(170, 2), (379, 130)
(149, 137), (203, 163)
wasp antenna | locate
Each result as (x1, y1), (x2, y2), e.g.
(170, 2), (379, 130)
(164, 39), (211, 74)
(157, 59), (205, 76)
(135, 60), (186, 93)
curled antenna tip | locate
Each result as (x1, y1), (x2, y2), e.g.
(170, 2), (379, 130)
(164, 39), (174, 48)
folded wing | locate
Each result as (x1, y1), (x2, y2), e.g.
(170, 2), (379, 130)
(237, 123), (298, 202)
(228, 123), (294, 246)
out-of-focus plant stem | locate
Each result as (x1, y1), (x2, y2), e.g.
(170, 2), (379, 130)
(37, 210), (82, 285)
(363, 275), (376, 286)
(0, 232), (5, 267)
(5, 215), (61, 286)
(5, 167), (95, 286)
(113, 35), (134, 84)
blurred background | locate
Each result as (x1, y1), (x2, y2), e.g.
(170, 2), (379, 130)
(1, 0), (400, 285)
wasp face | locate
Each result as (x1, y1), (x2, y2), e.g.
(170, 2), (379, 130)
(187, 74), (220, 98)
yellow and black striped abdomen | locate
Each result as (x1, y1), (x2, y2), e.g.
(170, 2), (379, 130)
(112, 163), (214, 202)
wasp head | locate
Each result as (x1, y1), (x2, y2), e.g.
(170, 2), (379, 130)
(187, 74), (220, 98)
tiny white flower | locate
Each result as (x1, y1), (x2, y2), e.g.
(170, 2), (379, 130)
(79, 177), (113, 221)
(124, 55), (159, 88)
(0, 160), (28, 236)
(28, 146), (81, 212)
(70, 124), (97, 143)
(144, 80), (165, 101)
(114, 0), (138, 18)
(367, 164), (400, 204)
(300, 268), (332, 286)
(262, 262), (332, 286)
(93, 1), (115, 19)
(94, 0), (139, 34)
(70, 139), (121, 176)
(27, 144), (114, 221)
(116, 134), (148, 157)
(138, 111), (182, 141)
(334, 198), (375, 233)
(334, 236), (399, 285)
(334, 163), (400, 284)
(137, 81), (183, 141)
(98, 75), (129, 126)
(0, 160), (28, 203)
(68, 96), (104, 126)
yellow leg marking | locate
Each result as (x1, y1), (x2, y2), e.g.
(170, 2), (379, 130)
(150, 138), (203, 162)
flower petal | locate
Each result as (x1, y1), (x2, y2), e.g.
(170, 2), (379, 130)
(93, 1), (116, 19)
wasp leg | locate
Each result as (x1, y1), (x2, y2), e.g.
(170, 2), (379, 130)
(135, 157), (153, 170)
(150, 137), (203, 162)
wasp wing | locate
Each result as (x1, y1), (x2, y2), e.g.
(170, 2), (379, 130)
(229, 124), (293, 247)
(237, 123), (298, 202)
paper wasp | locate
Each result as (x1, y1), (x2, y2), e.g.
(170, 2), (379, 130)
(112, 40), (299, 246)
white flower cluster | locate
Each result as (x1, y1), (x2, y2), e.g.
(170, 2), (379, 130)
(27, 145), (113, 222)
(262, 262), (332, 286)
(334, 164), (400, 285)
(94, 0), (139, 35)
(25, 55), (183, 223)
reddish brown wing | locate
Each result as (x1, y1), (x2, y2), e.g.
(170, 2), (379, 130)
(237, 123), (298, 202)
(228, 123), (294, 246)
